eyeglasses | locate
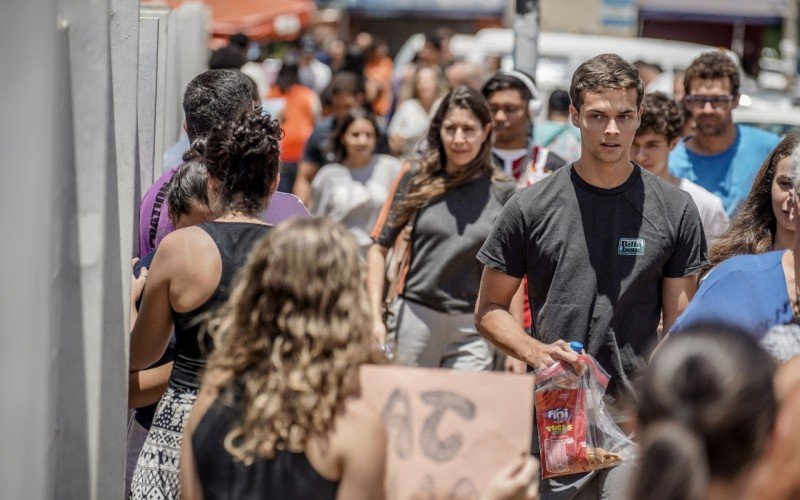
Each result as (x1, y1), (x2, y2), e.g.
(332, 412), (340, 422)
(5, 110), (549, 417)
(684, 95), (735, 109)
(489, 105), (525, 116)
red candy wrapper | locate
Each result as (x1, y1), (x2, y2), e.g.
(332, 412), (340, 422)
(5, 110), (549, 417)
(535, 354), (635, 479)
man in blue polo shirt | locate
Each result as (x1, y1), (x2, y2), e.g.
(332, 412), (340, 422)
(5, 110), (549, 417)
(669, 51), (779, 215)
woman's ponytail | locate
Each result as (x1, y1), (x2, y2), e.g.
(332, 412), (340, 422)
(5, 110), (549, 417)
(631, 421), (709, 500)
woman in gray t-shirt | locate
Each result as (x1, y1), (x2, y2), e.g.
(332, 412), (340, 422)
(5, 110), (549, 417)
(311, 108), (401, 256)
(367, 86), (515, 370)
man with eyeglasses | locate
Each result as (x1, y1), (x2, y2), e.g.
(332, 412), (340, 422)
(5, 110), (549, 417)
(482, 71), (566, 186)
(481, 72), (567, 373)
(669, 51), (779, 215)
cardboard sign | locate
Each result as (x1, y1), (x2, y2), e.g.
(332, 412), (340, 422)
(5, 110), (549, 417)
(263, 192), (310, 225)
(360, 366), (535, 499)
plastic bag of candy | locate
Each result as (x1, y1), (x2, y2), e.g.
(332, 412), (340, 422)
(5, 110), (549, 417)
(534, 342), (635, 479)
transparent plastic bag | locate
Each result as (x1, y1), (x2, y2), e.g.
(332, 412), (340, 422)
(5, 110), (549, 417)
(534, 345), (636, 479)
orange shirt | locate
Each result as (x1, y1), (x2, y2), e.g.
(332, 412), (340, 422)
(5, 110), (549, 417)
(365, 57), (393, 117)
(267, 84), (317, 163)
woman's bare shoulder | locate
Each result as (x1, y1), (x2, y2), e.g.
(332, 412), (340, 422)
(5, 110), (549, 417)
(336, 397), (386, 440)
(154, 226), (218, 267)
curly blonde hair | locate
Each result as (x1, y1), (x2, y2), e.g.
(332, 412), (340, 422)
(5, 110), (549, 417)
(203, 218), (378, 464)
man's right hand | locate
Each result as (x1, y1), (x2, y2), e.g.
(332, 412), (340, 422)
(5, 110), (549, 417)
(528, 340), (581, 372)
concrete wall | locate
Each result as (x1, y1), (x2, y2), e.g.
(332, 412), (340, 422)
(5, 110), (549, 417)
(541, 0), (637, 36)
(541, 0), (601, 33)
(0, 0), (138, 498)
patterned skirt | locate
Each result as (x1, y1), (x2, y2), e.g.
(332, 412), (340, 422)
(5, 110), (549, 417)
(129, 387), (198, 499)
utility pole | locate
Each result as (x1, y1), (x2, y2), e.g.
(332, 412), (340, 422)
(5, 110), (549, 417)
(513, 0), (539, 77)
(781, 0), (798, 92)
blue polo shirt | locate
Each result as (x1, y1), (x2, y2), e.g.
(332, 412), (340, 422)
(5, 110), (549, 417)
(669, 125), (779, 215)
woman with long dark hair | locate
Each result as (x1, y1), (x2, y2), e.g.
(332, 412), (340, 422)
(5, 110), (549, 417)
(670, 142), (800, 362)
(180, 218), (386, 499)
(387, 65), (448, 158)
(367, 86), (515, 370)
(707, 130), (800, 269)
(128, 109), (281, 499)
(311, 107), (401, 256)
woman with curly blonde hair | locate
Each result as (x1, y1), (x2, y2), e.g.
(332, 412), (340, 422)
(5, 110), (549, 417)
(180, 218), (387, 500)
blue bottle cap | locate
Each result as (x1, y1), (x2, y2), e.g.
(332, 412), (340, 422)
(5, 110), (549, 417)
(569, 341), (584, 353)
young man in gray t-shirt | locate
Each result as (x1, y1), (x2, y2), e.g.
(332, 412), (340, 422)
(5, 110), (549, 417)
(475, 54), (707, 499)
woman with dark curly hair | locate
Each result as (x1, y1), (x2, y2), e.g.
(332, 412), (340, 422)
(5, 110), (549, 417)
(367, 86), (516, 370)
(128, 109), (281, 499)
(180, 218), (386, 500)
(706, 130), (800, 270)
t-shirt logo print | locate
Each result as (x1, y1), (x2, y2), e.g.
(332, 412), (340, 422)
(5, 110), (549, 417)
(617, 238), (645, 256)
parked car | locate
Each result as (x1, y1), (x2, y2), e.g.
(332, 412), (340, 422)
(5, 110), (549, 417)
(733, 104), (800, 137)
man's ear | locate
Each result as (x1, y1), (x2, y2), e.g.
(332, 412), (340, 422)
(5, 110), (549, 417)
(732, 93), (740, 110)
(183, 120), (188, 134)
(668, 136), (681, 152)
(569, 104), (580, 128)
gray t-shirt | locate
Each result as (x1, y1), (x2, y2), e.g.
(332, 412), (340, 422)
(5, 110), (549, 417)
(477, 164), (707, 398)
(312, 155), (402, 253)
(378, 171), (515, 314)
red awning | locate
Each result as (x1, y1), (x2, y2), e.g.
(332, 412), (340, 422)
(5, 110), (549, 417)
(152, 0), (316, 40)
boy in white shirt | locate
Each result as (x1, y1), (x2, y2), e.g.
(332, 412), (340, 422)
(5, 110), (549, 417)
(632, 92), (729, 244)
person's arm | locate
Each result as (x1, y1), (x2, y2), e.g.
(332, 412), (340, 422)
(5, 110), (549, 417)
(475, 267), (579, 370)
(128, 362), (173, 408)
(293, 160), (320, 208)
(334, 401), (387, 500)
(387, 102), (409, 156)
(661, 274), (698, 335)
(366, 244), (390, 345)
(180, 385), (217, 500)
(130, 239), (177, 371)
(482, 455), (540, 500)
(504, 284), (528, 373)
(660, 197), (706, 335)
(366, 165), (412, 344)
(129, 258), (148, 330)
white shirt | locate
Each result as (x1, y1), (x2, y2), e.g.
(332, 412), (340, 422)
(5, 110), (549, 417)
(387, 98), (439, 158)
(492, 148), (528, 177)
(311, 155), (402, 255)
(679, 177), (730, 244)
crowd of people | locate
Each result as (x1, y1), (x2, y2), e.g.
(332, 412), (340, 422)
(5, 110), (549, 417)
(126, 29), (800, 500)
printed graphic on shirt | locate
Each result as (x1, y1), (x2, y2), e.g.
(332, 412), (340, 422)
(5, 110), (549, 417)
(617, 238), (645, 256)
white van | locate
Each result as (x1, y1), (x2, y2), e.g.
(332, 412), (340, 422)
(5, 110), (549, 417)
(394, 29), (740, 92)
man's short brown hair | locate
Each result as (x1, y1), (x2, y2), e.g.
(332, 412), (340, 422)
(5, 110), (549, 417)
(569, 53), (643, 110)
(683, 51), (740, 96)
(636, 92), (685, 142)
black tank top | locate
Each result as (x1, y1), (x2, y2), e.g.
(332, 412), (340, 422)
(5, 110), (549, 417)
(169, 221), (271, 391)
(193, 397), (339, 500)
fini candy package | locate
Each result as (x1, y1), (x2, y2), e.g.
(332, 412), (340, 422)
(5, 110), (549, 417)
(534, 343), (635, 479)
